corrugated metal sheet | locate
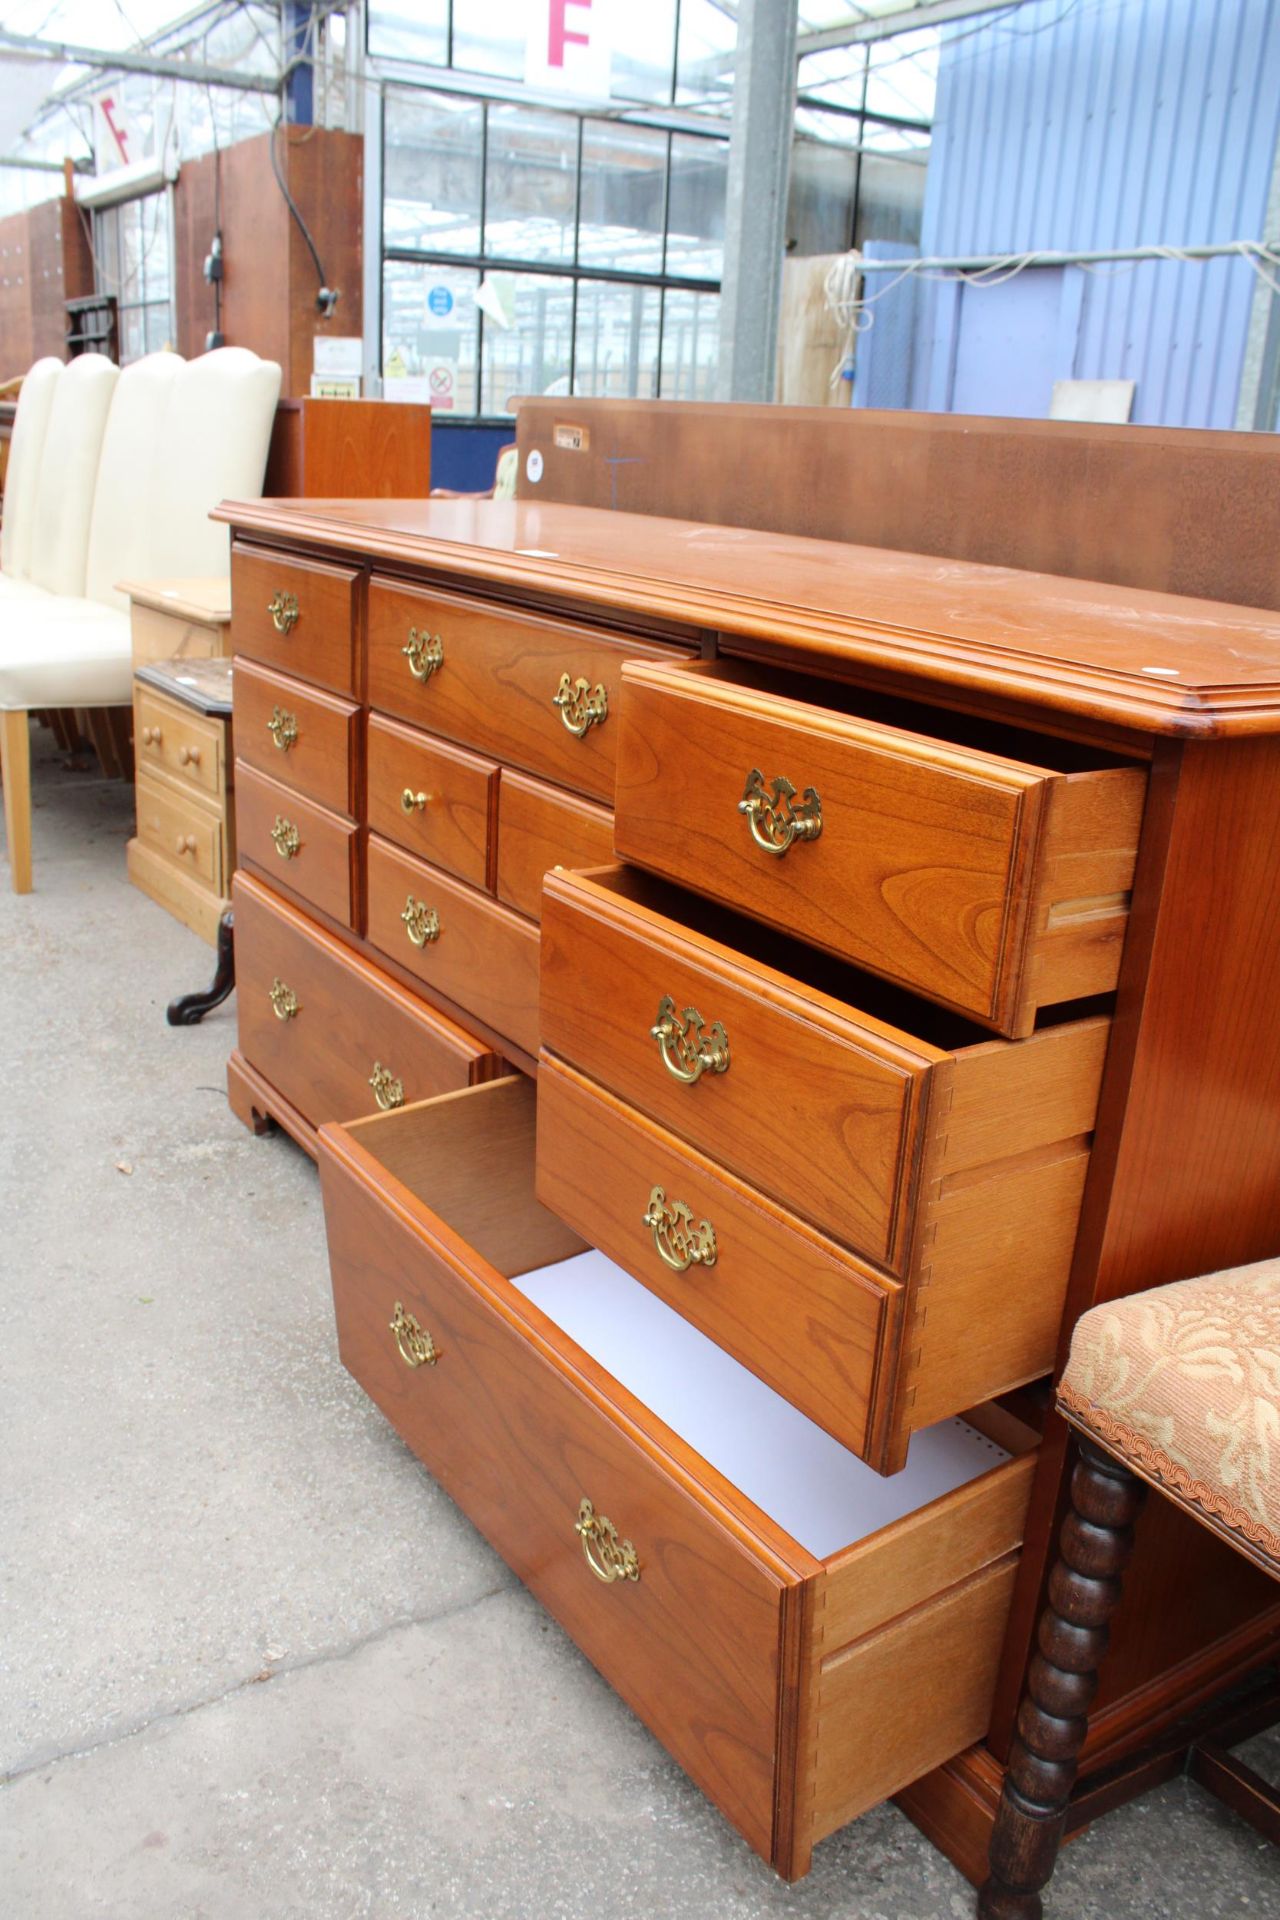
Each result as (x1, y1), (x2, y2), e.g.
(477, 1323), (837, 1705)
(896, 0), (1280, 425)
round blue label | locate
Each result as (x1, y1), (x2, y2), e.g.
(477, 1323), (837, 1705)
(427, 286), (454, 317)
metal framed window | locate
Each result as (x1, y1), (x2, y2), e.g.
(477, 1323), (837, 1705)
(380, 84), (725, 419)
(92, 190), (176, 363)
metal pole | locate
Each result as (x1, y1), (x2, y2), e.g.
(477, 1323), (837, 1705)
(716, 0), (797, 402)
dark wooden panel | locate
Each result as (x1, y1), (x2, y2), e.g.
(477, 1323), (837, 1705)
(516, 397), (1280, 612)
(283, 127), (363, 397)
(265, 398), (433, 498)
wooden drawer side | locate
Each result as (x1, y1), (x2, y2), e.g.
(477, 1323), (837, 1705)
(496, 769), (616, 921)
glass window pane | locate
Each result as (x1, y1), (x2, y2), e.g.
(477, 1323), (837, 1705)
(384, 90), (483, 256)
(480, 272), (574, 415)
(676, 0), (736, 109)
(573, 281), (659, 398)
(484, 106), (578, 266)
(144, 303), (172, 354)
(660, 288), (719, 399)
(665, 135), (726, 281)
(453, 0), (525, 82)
(577, 123), (666, 273)
(120, 308), (145, 366)
(367, 1), (448, 66)
(613, 4), (679, 104)
(382, 260), (480, 416)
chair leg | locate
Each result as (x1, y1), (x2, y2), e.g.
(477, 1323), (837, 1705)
(978, 1439), (1147, 1920)
(1, 709), (33, 893)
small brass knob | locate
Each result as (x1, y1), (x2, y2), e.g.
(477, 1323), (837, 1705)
(575, 1498), (640, 1584)
(402, 629), (444, 682)
(390, 1300), (438, 1368)
(400, 788), (431, 815)
(270, 816), (301, 860)
(552, 673), (608, 738)
(268, 590), (299, 634)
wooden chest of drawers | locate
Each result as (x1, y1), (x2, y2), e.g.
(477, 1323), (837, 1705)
(217, 492), (1280, 1889)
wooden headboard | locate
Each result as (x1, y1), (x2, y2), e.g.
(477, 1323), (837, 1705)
(514, 398), (1280, 610)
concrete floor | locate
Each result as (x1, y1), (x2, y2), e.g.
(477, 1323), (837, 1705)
(2, 728), (1277, 1920)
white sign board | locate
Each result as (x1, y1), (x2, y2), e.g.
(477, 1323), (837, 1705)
(525, 0), (613, 98)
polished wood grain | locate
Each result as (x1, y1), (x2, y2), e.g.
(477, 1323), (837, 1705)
(366, 834), (541, 1056)
(265, 397), (431, 498)
(366, 714), (496, 889)
(234, 871), (496, 1132)
(320, 1075), (1036, 1875)
(495, 768), (615, 921)
(233, 659), (358, 816)
(212, 497), (1280, 738)
(366, 577), (688, 802)
(134, 687), (224, 800)
(614, 660), (1143, 1033)
(514, 397), (1280, 615)
(236, 760), (356, 927)
(230, 543), (359, 695)
(134, 770), (223, 891)
(535, 1053), (895, 1459)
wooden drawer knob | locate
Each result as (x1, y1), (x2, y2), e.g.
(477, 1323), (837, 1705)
(270, 816), (301, 860)
(141, 725), (162, 747)
(390, 1300), (438, 1368)
(402, 628), (443, 682)
(174, 832), (198, 857)
(178, 744), (201, 768)
(575, 1498), (640, 1584)
(267, 590), (299, 634)
(650, 996), (730, 1085)
(739, 768), (822, 856)
(643, 1185), (717, 1272)
(552, 673), (608, 738)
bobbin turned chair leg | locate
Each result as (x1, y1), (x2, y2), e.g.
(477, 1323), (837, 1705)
(978, 1439), (1147, 1920)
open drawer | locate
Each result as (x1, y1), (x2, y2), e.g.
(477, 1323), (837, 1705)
(615, 658), (1147, 1035)
(318, 1076), (1038, 1879)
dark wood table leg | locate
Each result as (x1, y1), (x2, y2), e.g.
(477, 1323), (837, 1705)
(167, 909), (236, 1026)
(978, 1438), (1147, 1919)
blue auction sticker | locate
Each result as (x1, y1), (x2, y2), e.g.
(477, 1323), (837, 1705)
(427, 286), (454, 317)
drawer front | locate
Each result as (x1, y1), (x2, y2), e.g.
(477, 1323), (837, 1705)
(231, 543), (359, 695)
(135, 770), (222, 890)
(367, 715), (496, 889)
(319, 1085), (790, 1863)
(367, 834), (541, 1057)
(367, 579), (684, 803)
(495, 769), (615, 921)
(236, 760), (356, 927)
(234, 658), (358, 816)
(536, 1055), (896, 1459)
(134, 688), (223, 798)
(615, 661), (1142, 1032)
(234, 871), (495, 1129)
(540, 867), (928, 1270)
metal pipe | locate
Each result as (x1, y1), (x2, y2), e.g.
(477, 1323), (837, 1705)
(857, 240), (1280, 271)
(0, 26), (280, 94)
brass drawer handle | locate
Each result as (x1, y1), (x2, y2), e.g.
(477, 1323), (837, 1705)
(575, 1497), (640, 1584)
(369, 1061), (404, 1111)
(267, 707), (298, 752)
(651, 996), (730, 1085)
(403, 628), (444, 682)
(141, 724), (162, 748)
(268, 590), (299, 634)
(174, 832), (198, 857)
(643, 1185), (717, 1272)
(739, 768), (822, 857)
(552, 673), (608, 738)
(270, 815), (301, 860)
(401, 894), (440, 948)
(178, 744), (201, 768)
(268, 977), (300, 1021)
(400, 787), (431, 815)
(390, 1300), (439, 1369)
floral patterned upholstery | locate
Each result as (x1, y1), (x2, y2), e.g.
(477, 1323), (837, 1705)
(1058, 1260), (1280, 1575)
